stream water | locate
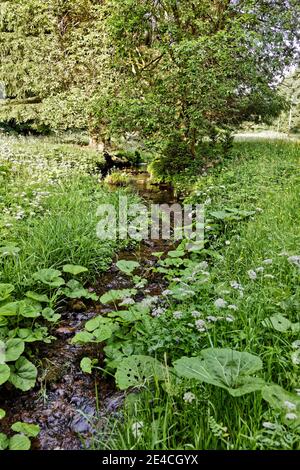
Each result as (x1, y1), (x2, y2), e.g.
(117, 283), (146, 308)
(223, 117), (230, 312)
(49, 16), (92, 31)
(0, 170), (178, 450)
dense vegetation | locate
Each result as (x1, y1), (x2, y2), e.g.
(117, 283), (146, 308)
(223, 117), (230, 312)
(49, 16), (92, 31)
(0, 0), (299, 453)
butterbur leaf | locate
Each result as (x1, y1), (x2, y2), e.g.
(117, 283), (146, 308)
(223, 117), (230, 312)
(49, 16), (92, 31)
(9, 434), (31, 450)
(85, 316), (112, 332)
(18, 300), (41, 319)
(25, 292), (49, 303)
(71, 331), (94, 344)
(262, 314), (291, 332)
(0, 433), (9, 450)
(0, 364), (10, 385)
(100, 289), (137, 304)
(9, 357), (37, 391)
(167, 250), (185, 258)
(92, 325), (113, 343)
(0, 302), (19, 317)
(63, 280), (98, 301)
(80, 357), (92, 374)
(42, 308), (61, 323)
(116, 260), (140, 276)
(5, 339), (25, 362)
(63, 264), (88, 276)
(11, 422), (40, 437)
(32, 269), (65, 287)
(115, 355), (166, 390)
(0, 244), (20, 257)
(174, 348), (263, 396)
(0, 283), (14, 302)
(0, 409), (6, 419)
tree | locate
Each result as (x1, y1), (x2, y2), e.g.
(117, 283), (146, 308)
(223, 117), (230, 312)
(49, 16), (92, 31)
(0, 0), (107, 136)
(96, 0), (299, 164)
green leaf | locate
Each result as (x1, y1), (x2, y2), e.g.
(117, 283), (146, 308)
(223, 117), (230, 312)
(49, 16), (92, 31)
(85, 316), (112, 332)
(262, 314), (292, 332)
(5, 339), (25, 362)
(0, 283), (14, 302)
(0, 302), (19, 317)
(116, 260), (140, 275)
(174, 348), (263, 396)
(18, 300), (41, 319)
(262, 384), (300, 427)
(11, 422), (40, 438)
(63, 280), (98, 300)
(0, 363), (10, 385)
(0, 433), (9, 450)
(9, 357), (37, 391)
(115, 355), (166, 390)
(80, 357), (92, 374)
(9, 434), (31, 450)
(167, 250), (185, 258)
(92, 325), (114, 343)
(42, 307), (61, 323)
(63, 264), (88, 275)
(25, 291), (50, 303)
(32, 269), (65, 288)
(0, 408), (6, 420)
(100, 289), (137, 304)
(71, 331), (94, 344)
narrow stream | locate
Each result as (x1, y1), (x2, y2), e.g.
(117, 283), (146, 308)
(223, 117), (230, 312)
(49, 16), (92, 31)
(0, 170), (179, 450)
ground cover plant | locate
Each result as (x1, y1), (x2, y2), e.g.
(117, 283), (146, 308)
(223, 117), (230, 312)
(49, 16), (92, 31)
(71, 140), (300, 450)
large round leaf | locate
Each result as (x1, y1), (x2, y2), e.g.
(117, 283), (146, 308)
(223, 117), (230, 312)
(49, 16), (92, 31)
(115, 355), (166, 390)
(9, 357), (37, 391)
(0, 302), (19, 317)
(9, 434), (31, 450)
(63, 264), (88, 275)
(174, 348), (264, 396)
(0, 283), (14, 302)
(116, 260), (140, 276)
(5, 339), (25, 362)
(0, 363), (10, 385)
(11, 422), (40, 438)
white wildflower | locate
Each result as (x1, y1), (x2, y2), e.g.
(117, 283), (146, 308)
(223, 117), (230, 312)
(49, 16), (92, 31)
(264, 274), (275, 279)
(262, 422), (276, 430)
(284, 400), (297, 411)
(295, 389), (300, 396)
(228, 305), (238, 311)
(225, 240), (231, 246)
(285, 413), (297, 421)
(192, 310), (201, 318)
(162, 289), (173, 296)
(288, 255), (300, 268)
(131, 421), (143, 438)
(263, 259), (273, 265)
(173, 311), (183, 319)
(207, 316), (218, 322)
(292, 340), (300, 349)
(230, 280), (243, 290)
(248, 270), (257, 280)
(151, 307), (165, 318)
(195, 319), (207, 332)
(256, 266), (264, 273)
(214, 298), (227, 309)
(183, 392), (196, 403)
(225, 315), (235, 323)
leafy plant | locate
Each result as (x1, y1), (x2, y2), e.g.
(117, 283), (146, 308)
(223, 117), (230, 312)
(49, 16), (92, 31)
(116, 260), (140, 276)
(115, 355), (166, 390)
(174, 348), (265, 396)
(0, 411), (39, 451)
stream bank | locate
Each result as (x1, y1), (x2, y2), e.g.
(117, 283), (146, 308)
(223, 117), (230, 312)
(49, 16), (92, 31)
(0, 170), (179, 450)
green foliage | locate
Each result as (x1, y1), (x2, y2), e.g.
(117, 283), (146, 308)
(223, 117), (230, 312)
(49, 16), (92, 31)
(115, 355), (166, 390)
(0, 412), (39, 451)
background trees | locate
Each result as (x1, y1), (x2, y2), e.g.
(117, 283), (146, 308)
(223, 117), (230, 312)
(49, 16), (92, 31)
(0, 0), (299, 170)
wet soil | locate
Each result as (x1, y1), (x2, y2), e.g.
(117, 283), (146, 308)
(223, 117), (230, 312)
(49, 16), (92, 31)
(0, 171), (178, 450)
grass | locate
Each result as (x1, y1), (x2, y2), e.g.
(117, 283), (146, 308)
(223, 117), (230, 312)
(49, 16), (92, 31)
(0, 136), (137, 293)
(91, 140), (300, 450)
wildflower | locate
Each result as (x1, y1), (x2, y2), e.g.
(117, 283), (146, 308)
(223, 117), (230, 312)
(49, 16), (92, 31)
(284, 400), (297, 411)
(192, 310), (201, 318)
(247, 270), (257, 280)
(183, 392), (196, 403)
(207, 316), (218, 322)
(151, 307), (165, 318)
(230, 281), (243, 290)
(131, 421), (143, 438)
(264, 274), (275, 279)
(173, 311), (183, 319)
(285, 413), (297, 421)
(214, 298), (227, 309)
(262, 422), (277, 430)
(288, 255), (300, 268)
(295, 389), (300, 396)
(263, 259), (273, 265)
(292, 340), (300, 349)
(256, 207), (263, 213)
(141, 296), (159, 308)
(228, 304), (238, 311)
(225, 240), (231, 246)
(256, 266), (264, 273)
(198, 261), (208, 270)
(195, 319), (206, 332)
(162, 289), (172, 296)
(225, 315), (235, 323)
